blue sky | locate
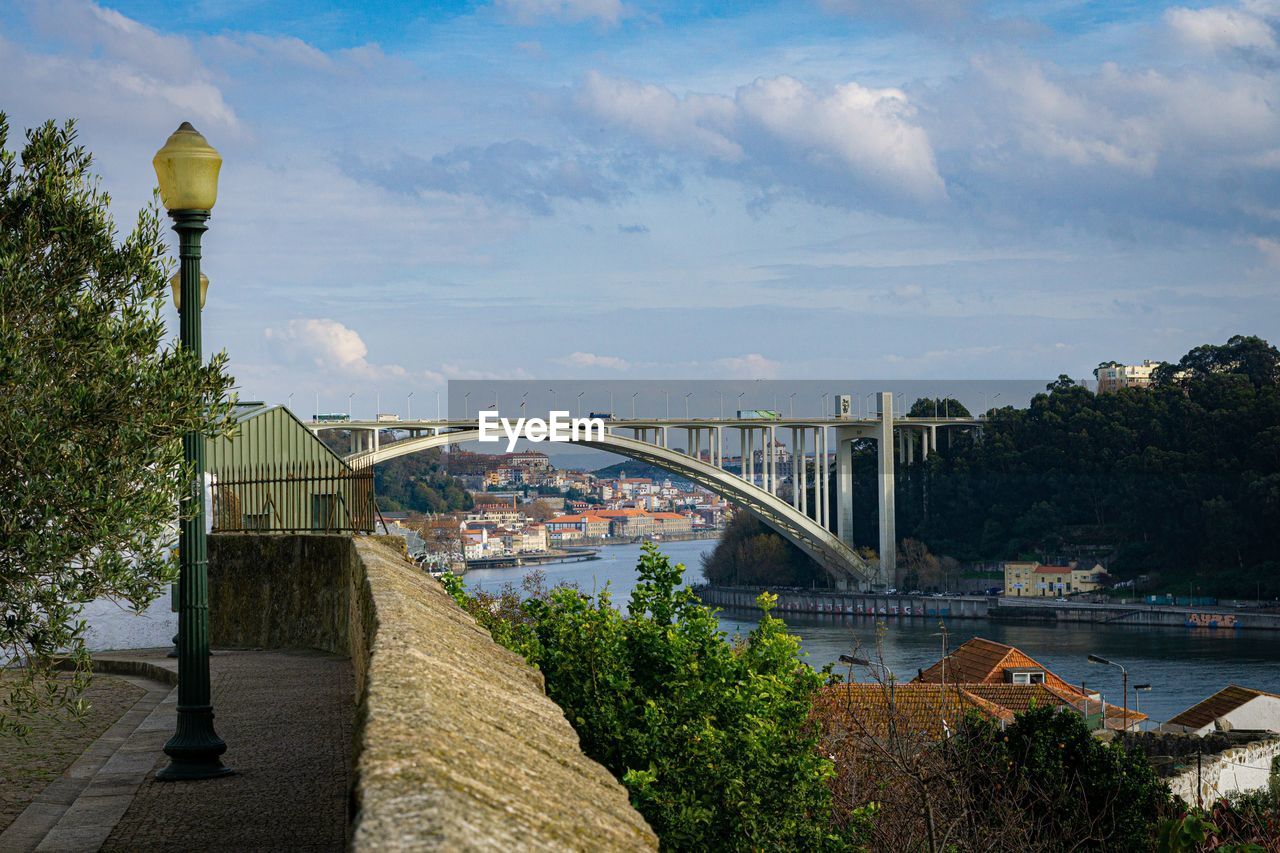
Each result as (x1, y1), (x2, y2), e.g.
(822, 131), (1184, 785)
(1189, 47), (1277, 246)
(2, 0), (1278, 417)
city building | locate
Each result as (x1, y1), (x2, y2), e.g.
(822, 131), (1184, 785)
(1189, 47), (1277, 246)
(546, 512), (611, 539)
(1093, 359), (1163, 393)
(1161, 686), (1280, 735)
(596, 508), (654, 538)
(1004, 561), (1103, 597)
(651, 512), (693, 536)
(752, 438), (792, 480)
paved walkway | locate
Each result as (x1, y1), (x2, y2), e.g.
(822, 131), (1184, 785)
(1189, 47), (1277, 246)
(1, 648), (353, 852)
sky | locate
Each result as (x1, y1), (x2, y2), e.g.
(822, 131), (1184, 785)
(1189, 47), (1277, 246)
(2, 0), (1279, 419)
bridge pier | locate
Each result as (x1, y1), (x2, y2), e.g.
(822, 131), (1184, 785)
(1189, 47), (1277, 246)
(837, 432), (852, 547)
(877, 392), (896, 590)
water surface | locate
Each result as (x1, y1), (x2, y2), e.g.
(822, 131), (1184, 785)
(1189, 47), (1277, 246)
(465, 539), (1280, 726)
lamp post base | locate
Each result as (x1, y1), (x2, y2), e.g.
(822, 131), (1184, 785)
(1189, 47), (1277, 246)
(157, 705), (232, 782)
(156, 757), (234, 781)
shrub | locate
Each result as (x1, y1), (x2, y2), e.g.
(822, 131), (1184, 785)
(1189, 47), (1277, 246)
(444, 543), (868, 850)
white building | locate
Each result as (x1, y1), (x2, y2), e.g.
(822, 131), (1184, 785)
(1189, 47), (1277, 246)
(1161, 686), (1280, 735)
(1093, 359), (1162, 393)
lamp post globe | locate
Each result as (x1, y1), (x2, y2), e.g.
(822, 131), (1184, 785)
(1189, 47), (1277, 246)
(154, 122), (231, 781)
(169, 271), (209, 312)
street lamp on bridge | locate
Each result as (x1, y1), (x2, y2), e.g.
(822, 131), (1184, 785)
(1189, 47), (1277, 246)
(347, 392), (355, 417)
(153, 121), (231, 780)
(684, 392), (693, 419)
(407, 391), (414, 420)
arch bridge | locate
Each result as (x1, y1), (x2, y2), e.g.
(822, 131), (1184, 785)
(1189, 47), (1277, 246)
(309, 392), (982, 591)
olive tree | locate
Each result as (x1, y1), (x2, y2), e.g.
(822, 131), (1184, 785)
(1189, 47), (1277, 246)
(0, 117), (235, 733)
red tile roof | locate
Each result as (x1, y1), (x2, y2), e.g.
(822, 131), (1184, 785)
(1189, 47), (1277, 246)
(913, 638), (1087, 698)
(818, 681), (1145, 740)
(1166, 685), (1280, 730)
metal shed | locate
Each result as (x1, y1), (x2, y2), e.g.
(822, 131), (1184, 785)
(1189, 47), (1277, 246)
(207, 402), (375, 533)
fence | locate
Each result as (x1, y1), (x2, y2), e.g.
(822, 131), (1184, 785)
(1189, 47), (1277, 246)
(211, 461), (378, 534)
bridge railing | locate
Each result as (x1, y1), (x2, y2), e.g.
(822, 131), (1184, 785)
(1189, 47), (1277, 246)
(211, 461), (378, 534)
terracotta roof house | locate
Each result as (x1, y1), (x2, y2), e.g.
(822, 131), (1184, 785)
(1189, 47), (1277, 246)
(816, 682), (1113, 740)
(1161, 686), (1280, 735)
(915, 638), (1084, 694)
(911, 638), (1145, 731)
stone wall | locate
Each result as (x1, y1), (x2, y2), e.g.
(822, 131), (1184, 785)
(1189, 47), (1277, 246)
(207, 533), (656, 851)
(1160, 735), (1280, 804)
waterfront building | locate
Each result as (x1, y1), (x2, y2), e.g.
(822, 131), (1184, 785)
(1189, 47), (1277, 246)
(1161, 686), (1280, 735)
(597, 508), (654, 538)
(546, 512), (611, 539)
(651, 512), (694, 535)
(1004, 561), (1103, 597)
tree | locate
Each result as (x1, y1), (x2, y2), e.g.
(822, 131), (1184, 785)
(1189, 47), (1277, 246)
(0, 117), (234, 733)
(700, 512), (828, 588)
(443, 545), (870, 850)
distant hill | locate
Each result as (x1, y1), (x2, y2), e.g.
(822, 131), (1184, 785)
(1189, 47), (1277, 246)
(593, 460), (693, 487)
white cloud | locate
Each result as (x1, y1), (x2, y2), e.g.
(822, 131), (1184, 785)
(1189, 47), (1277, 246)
(496, 0), (630, 27)
(713, 353), (781, 379)
(1167, 4), (1277, 54)
(15, 1), (238, 131)
(264, 319), (441, 383)
(560, 351), (631, 369)
(573, 71), (945, 209)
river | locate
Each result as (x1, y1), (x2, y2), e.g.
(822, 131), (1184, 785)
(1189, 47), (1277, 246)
(465, 539), (1280, 727)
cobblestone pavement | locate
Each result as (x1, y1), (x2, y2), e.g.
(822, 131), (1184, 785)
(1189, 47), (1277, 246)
(0, 675), (146, 831)
(102, 649), (353, 852)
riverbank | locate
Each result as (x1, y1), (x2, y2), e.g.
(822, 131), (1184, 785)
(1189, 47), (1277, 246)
(465, 540), (1280, 725)
(695, 585), (1280, 632)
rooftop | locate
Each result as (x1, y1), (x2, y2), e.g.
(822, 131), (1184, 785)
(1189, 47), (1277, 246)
(1165, 685), (1280, 730)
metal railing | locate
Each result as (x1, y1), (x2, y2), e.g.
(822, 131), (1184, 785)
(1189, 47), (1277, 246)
(211, 461), (377, 534)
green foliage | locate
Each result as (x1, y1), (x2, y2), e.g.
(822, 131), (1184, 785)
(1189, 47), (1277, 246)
(448, 544), (866, 850)
(1155, 811), (1219, 853)
(954, 706), (1171, 849)
(700, 512), (828, 588)
(0, 117), (235, 734)
(907, 396), (972, 418)
(877, 340), (1280, 596)
(371, 447), (472, 514)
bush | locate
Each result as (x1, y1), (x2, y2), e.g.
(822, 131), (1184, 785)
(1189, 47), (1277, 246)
(953, 706), (1171, 849)
(443, 544), (868, 850)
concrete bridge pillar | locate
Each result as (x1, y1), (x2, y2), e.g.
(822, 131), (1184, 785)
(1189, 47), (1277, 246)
(762, 422), (773, 491)
(836, 433), (851, 544)
(818, 427), (829, 530)
(798, 429), (808, 515)
(877, 392), (896, 590)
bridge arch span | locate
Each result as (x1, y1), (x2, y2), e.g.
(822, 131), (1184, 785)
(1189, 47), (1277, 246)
(349, 429), (873, 588)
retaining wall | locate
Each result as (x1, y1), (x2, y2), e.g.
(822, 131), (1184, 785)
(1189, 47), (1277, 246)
(208, 533), (656, 851)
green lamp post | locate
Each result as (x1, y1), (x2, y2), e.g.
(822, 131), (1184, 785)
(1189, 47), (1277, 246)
(153, 122), (232, 781)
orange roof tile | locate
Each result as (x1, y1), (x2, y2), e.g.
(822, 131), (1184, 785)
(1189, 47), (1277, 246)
(1166, 685), (1280, 730)
(914, 638), (1088, 698)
